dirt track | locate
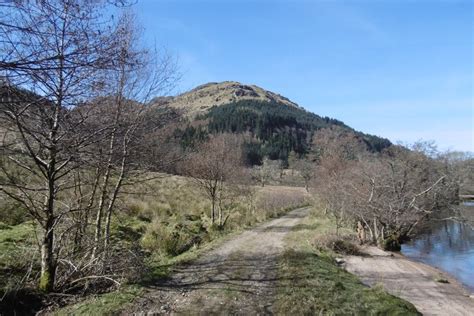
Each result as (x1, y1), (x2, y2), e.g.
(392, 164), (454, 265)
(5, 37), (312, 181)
(344, 246), (474, 316)
(127, 207), (311, 315)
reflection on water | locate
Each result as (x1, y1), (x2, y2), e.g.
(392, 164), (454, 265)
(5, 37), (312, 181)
(401, 203), (474, 291)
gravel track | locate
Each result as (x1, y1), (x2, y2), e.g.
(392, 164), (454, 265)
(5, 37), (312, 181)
(127, 207), (311, 315)
(344, 246), (474, 316)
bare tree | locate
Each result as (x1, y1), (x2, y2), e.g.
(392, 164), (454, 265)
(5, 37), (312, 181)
(294, 159), (314, 192)
(287, 150), (298, 176)
(438, 150), (473, 196)
(312, 127), (366, 230)
(314, 136), (459, 250)
(251, 157), (276, 187)
(0, 0), (123, 292)
(87, 12), (179, 261)
(181, 134), (243, 227)
(0, 1), (178, 292)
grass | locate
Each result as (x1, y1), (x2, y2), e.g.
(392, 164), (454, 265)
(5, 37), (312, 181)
(0, 221), (38, 292)
(53, 221), (256, 315)
(0, 221), (36, 261)
(53, 286), (143, 316)
(274, 208), (420, 315)
(434, 277), (449, 284)
(1, 173), (310, 315)
(51, 178), (309, 315)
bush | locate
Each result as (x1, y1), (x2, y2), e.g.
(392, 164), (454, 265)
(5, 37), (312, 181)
(313, 234), (361, 255)
(379, 235), (401, 251)
(141, 218), (207, 256)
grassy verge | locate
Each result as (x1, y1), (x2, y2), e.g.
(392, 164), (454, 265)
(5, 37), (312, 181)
(53, 285), (142, 316)
(1, 172), (310, 315)
(54, 182), (307, 315)
(275, 208), (420, 315)
(53, 213), (297, 315)
(51, 220), (246, 316)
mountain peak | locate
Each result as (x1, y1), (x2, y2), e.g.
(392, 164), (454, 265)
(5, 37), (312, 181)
(154, 81), (300, 117)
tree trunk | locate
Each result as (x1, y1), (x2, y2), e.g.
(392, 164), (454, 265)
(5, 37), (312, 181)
(39, 217), (55, 292)
(211, 199), (215, 225)
(373, 217), (379, 242)
(218, 206), (223, 227)
(103, 155), (126, 253)
(92, 195), (105, 259)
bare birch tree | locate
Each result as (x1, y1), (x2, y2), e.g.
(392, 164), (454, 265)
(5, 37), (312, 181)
(0, 1), (178, 292)
(181, 134), (243, 227)
(0, 0), (122, 292)
(87, 12), (179, 262)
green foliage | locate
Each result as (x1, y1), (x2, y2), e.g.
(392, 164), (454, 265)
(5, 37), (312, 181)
(172, 124), (208, 149)
(277, 250), (418, 315)
(205, 100), (330, 163)
(176, 100), (391, 165)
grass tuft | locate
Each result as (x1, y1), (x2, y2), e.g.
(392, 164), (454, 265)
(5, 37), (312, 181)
(53, 286), (143, 316)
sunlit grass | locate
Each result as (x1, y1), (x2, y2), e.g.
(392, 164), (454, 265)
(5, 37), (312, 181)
(275, 208), (420, 315)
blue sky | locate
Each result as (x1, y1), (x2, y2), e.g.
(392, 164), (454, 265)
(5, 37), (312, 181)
(133, 0), (473, 152)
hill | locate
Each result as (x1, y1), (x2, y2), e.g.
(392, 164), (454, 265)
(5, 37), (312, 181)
(151, 81), (300, 118)
(154, 81), (392, 165)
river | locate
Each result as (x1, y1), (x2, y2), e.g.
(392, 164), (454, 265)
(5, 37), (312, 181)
(401, 202), (474, 291)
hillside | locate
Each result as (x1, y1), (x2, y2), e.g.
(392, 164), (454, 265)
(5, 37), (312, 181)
(156, 81), (392, 165)
(151, 81), (301, 118)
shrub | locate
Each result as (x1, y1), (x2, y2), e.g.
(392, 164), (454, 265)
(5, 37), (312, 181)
(379, 235), (401, 251)
(313, 233), (360, 255)
(141, 218), (207, 256)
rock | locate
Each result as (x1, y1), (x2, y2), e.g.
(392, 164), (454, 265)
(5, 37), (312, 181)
(335, 258), (345, 265)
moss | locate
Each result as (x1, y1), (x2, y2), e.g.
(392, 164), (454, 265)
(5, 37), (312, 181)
(38, 271), (52, 293)
(381, 235), (402, 251)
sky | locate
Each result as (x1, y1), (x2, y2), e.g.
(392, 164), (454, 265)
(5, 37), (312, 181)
(132, 0), (473, 152)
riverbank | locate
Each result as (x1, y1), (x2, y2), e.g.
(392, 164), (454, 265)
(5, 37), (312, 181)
(402, 202), (474, 291)
(344, 245), (474, 315)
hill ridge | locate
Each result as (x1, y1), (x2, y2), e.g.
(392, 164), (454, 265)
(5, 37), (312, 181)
(151, 81), (301, 117)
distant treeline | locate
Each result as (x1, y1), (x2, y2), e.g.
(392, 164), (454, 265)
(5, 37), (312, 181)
(173, 100), (391, 165)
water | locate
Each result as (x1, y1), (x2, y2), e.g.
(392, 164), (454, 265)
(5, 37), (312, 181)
(401, 203), (474, 291)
